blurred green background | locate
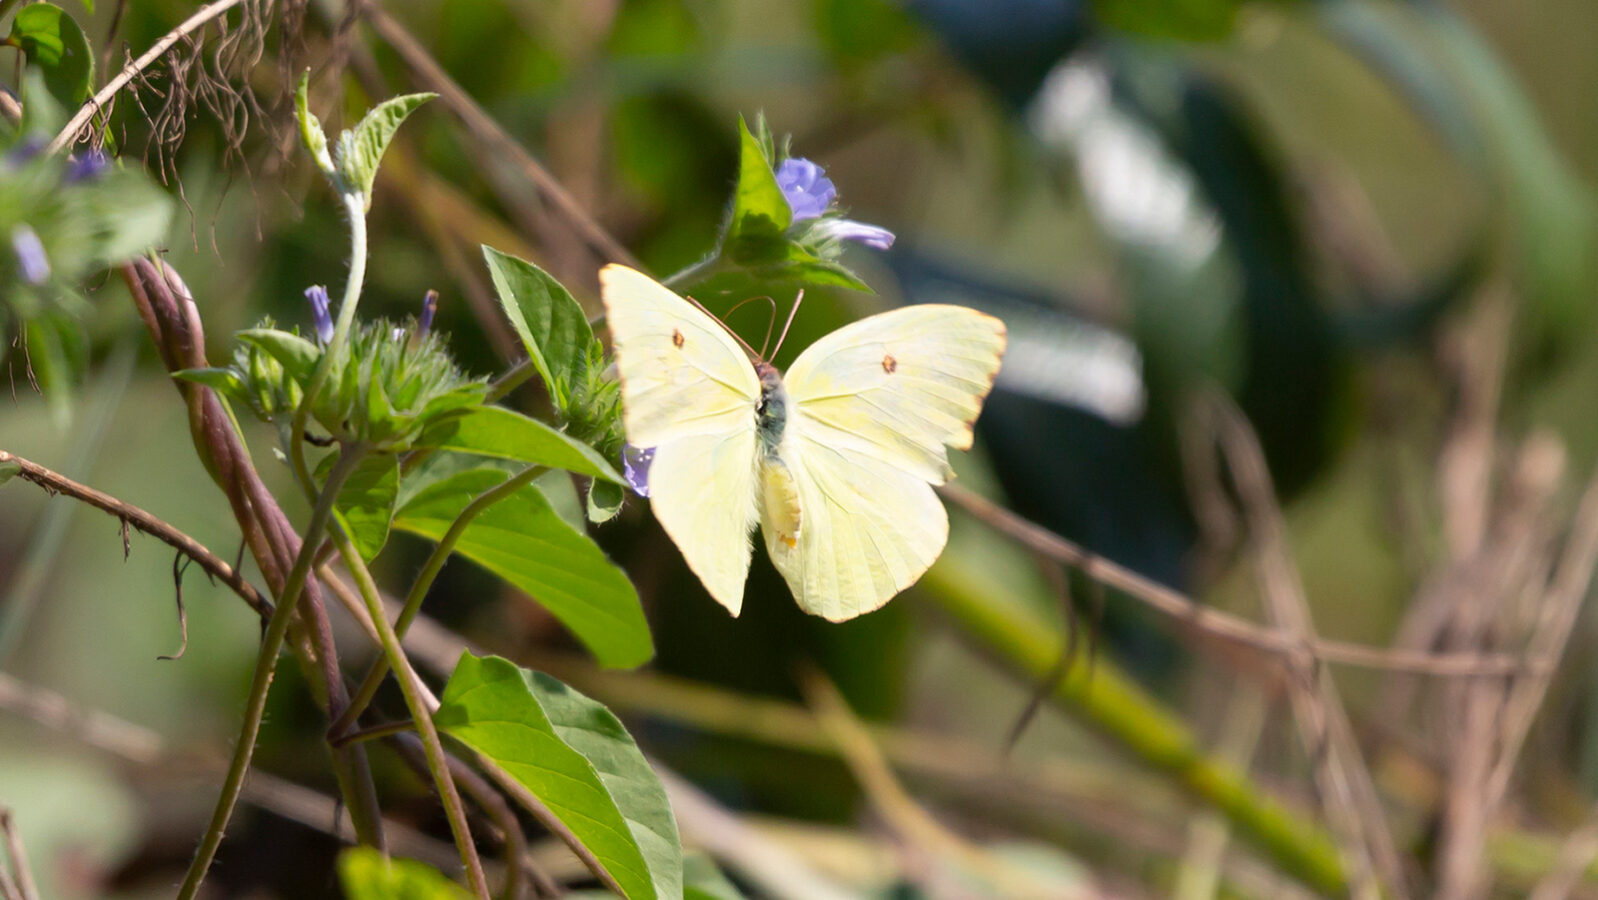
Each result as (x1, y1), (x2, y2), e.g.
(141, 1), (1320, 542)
(6, 0), (1598, 896)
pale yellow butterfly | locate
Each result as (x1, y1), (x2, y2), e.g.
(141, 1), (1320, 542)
(599, 264), (1007, 621)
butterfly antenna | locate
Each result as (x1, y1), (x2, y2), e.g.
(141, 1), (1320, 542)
(770, 289), (805, 361)
(722, 295), (780, 360)
(685, 294), (761, 360)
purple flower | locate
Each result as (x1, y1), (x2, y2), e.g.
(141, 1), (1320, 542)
(11, 225), (49, 285)
(418, 290), (438, 339)
(812, 218), (895, 251)
(3, 136), (46, 170)
(623, 444), (655, 498)
(65, 149), (109, 183)
(776, 158), (835, 221)
(304, 285), (334, 344)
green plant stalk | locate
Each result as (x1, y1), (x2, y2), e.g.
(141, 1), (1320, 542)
(921, 555), (1348, 895)
(331, 463), (548, 737)
(290, 191), (370, 499)
(177, 446), (365, 900)
(330, 525), (491, 899)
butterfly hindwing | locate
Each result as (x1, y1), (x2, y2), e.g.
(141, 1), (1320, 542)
(599, 264), (763, 614)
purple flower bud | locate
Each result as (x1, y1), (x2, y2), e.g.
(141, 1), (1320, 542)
(418, 290), (438, 339)
(813, 218), (895, 251)
(776, 158), (836, 221)
(65, 149), (109, 183)
(304, 285), (334, 344)
(623, 444), (655, 498)
(11, 225), (49, 285)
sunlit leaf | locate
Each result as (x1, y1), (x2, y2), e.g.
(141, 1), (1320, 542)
(482, 246), (594, 410)
(337, 847), (471, 900)
(10, 4), (94, 108)
(335, 92), (436, 208)
(417, 404), (622, 483)
(393, 469), (652, 668)
(586, 479), (624, 523)
(318, 453), (399, 563)
(723, 116), (791, 262)
(436, 654), (681, 900)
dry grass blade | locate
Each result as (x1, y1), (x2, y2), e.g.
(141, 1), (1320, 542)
(1200, 393), (1406, 900)
(0, 809), (37, 900)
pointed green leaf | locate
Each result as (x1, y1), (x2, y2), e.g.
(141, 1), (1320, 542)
(482, 247), (594, 409)
(417, 404), (622, 483)
(393, 469), (652, 667)
(294, 71), (333, 174)
(10, 4), (94, 108)
(0, 460), (21, 489)
(337, 847), (471, 900)
(237, 328), (321, 384)
(318, 453), (399, 563)
(335, 91), (436, 209)
(684, 854), (746, 900)
(723, 116), (792, 260)
(436, 654), (681, 900)
(171, 367), (247, 398)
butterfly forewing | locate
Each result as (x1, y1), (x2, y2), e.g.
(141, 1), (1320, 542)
(783, 305), (1007, 484)
(600, 264), (763, 614)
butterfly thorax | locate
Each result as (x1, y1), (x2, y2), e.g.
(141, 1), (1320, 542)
(754, 362), (788, 456)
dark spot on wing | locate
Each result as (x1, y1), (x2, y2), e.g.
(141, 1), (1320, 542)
(672, 329), (685, 349)
(882, 353), (897, 374)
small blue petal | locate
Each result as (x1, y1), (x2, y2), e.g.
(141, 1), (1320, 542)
(814, 218), (895, 251)
(3, 136), (46, 170)
(624, 444), (655, 498)
(777, 157), (836, 221)
(11, 225), (50, 285)
(418, 290), (438, 338)
(304, 285), (334, 344)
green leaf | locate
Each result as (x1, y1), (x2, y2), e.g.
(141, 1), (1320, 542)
(10, 4), (94, 108)
(318, 453), (399, 563)
(171, 367), (247, 398)
(417, 404), (622, 483)
(436, 654), (682, 900)
(295, 71), (334, 174)
(237, 328), (321, 384)
(586, 479), (624, 524)
(335, 92), (436, 209)
(0, 460), (21, 489)
(393, 469), (652, 668)
(80, 172), (173, 265)
(481, 247), (594, 410)
(337, 846), (471, 900)
(723, 116), (792, 259)
(684, 854), (746, 900)
(1093, 0), (1238, 41)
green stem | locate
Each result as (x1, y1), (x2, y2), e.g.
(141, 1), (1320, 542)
(330, 528), (491, 899)
(176, 446), (365, 900)
(661, 252), (722, 290)
(290, 191), (370, 499)
(921, 555), (1348, 896)
(330, 464), (547, 738)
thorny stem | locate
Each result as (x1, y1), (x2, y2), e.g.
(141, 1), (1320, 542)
(330, 464), (547, 739)
(290, 191), (370, 500)
(330, 527), (491, 899)
(176, 446), (365, 900)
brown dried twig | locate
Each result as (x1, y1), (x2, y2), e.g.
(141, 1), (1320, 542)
(938, 482), (1523, 679)
(0, 451), (272, 621)
(0, 809), (37, 900)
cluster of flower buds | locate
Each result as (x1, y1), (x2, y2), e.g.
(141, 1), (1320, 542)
(181, 291), (485, 452)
